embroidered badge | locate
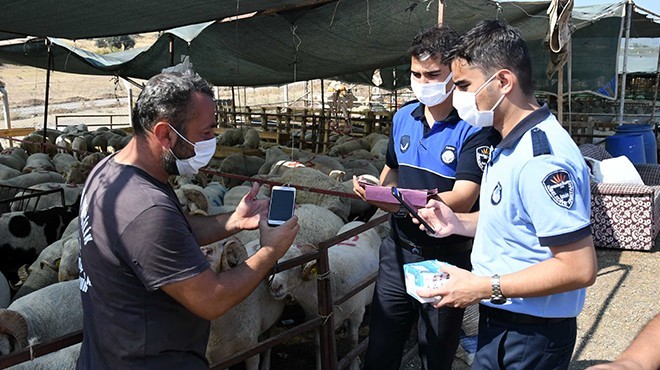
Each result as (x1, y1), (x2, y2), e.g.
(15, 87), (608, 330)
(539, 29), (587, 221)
(542, 170), (575, 209)
(400, 135), (411, 153)
(441, 145), (456, 164)
(491, 182), (502, 205)
(476, 146), (491, 171)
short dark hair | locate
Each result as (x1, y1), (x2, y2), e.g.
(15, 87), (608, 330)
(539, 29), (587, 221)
(132, 72), (214, 137)
(451, 20), (534, 95)
(408, 25), (460, 66)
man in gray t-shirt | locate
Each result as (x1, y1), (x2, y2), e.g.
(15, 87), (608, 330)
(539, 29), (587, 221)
(77, 73), (300, 369)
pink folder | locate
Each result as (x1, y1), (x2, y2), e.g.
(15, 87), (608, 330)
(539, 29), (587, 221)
(363, 185), (437, 208)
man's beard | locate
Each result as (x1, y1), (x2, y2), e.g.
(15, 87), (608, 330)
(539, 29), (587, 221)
(162, 139), (194, 176)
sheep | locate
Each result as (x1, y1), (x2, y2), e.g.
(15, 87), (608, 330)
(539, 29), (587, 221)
(0, 147), (27, 171)
(174, 182), (227, 216)
(0, 171), (64, 189)
(0, 200), (80, 285)
(365, 133), (388, 150)
(328, 138), (370, 157)
(54, 134), (75, 153)
(11, 239), (63, 301)
(243, 128), (261, 149)
(0, 163), (21, 181)
(258, 146), (290, 174)
(338, 158), (380, 179)
(278, 167), (351, 221)
(341, 175), (378, 220)
(0, 272), (9, 309)
(0, 280), (82, 357)
(222, 184), (267, 208)
(268, 221), (380, 370)
(267, 159), (306, 178)
(217, 128), (245, 147)
(65, 152), (105, 185)
(52, 153), (79, 175)
(70, 136), (87, 160)
(20, 133), (50, 155)
(10, 183), (82, 212)
(235, 204), (345, 248)
(203, 238), (285, 369)
(218, 154), (265, 189)
(370, 138), (388, 157)
(6, 343), (80, 370)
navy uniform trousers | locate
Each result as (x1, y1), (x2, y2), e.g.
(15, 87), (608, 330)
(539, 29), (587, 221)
(363, 235), (472, 370)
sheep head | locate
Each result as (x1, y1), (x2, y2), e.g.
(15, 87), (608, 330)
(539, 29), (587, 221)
(269, 243), (317, 300)
(0, 309), (28, 355)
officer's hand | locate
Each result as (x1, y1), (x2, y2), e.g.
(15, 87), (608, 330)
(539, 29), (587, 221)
(416, 265), (489, 309)
(415, 199), (459, 237)
(585, 360), (642, 370)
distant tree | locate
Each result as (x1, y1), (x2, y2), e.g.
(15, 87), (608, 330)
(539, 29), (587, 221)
(94, 35), (136, 51)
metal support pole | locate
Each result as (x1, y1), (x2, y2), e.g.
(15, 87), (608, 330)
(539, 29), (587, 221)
(437, 0), (445, 26)
(316, 247), (337, 370)
(618, 0), (633, 126)
(650, 46), (660, 127)
(43, 40), (53, 153)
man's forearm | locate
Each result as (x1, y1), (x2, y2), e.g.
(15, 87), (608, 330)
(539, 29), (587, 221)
(187, 213), (237, 246)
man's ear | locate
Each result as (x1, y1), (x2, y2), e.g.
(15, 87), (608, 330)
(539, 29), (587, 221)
(153, 122), (173, 148)
(496, 69), (516, 95)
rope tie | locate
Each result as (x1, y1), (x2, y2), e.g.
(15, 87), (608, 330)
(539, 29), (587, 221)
(316, 270), (331, 280)
(319, 311), (334, 326)
(28, 343), (35, 361)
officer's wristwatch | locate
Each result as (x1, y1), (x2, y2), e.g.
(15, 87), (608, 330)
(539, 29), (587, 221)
(490, 274), (507, 304)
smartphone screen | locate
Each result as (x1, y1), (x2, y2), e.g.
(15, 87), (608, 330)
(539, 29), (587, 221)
(391, 187), (436, 234)
(268, 186), (296, 226)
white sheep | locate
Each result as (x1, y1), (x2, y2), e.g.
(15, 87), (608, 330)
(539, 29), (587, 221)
(11, 239), (63, 301)
(0, 148), (27, 172)
(235, 204), (345, 248)
(278, 167), (351, 222)
(6, 343), (80, 370)
(218, 154), (265, 189)
(10, 183), (82, 212)
(0, 280), (82, 356)
(268, 221), (380, 370)
(0, 171), (64, 188)
(0, 272), (9, 309)
(203, 238), (285, 370)
(174, 182), (227, 216)
(52, 153), (79, 175)
(0, 163), (21, 181)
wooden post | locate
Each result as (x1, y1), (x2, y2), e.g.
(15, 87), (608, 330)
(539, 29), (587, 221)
(300, 109), (308, 149)
(231, 87), (237, 126)
(619, 0), (633, 126)
(260, 107), (268, 132)
(285, 107), (292, 134)
(437, 0), (445, 26)
(245, 106), (252, 128)
(316, 247), (337, 370)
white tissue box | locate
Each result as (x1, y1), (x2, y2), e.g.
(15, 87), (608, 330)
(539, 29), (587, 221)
(403, 260), (450, 303)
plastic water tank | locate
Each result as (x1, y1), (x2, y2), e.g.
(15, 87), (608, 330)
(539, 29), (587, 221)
(614, 124), (657, 164)
(605, 133), (646, 164)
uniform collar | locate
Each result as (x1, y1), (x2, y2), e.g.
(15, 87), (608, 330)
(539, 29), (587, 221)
(497, 104), (551, 149)
(411, 102), (461, 126)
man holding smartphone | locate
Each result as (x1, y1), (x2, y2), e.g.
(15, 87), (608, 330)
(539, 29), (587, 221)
(353, 26), (500, 369)
(77, 72), (300, 369)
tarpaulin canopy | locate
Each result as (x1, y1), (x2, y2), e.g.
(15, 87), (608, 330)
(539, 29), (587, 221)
(0, 0), (658, 95)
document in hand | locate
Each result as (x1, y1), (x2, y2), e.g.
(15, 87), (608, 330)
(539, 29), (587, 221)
(362, 184), (436, 208)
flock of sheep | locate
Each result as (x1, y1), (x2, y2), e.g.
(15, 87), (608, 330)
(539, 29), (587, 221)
(0, 124), (393, 369)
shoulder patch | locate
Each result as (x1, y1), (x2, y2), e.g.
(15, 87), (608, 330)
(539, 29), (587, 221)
(441, 145), (456, 164)
(531, 128), (551, 157)
(476, 145), (491, 171)
(400, 135), (411, 153)
(542, 170), (574, 208)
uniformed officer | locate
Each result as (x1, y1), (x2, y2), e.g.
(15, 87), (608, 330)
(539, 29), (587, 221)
(414, 20), (597, 370)
(352, 25), (500, 369)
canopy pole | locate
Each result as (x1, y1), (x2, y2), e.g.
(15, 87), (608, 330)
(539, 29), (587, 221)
(650, 45), (660, 126)
(438, 0), (445, 25)
(43, 40), (53, 152)
(558, 67), (564, 126)
(168, 35), (174, 66)
(231, 86), (237, 125)
(618, 0), (633, 126)
(568, 39), (573, 137)
(0, 82), (10, 131)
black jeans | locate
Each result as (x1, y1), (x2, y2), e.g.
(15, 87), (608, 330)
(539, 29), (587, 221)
(363, 235), (472, 370)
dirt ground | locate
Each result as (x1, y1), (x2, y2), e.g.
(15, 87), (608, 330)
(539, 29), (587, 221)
(1, 56), (659, 369)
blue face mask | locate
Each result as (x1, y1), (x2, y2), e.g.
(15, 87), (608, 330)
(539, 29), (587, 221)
(167, 124), (216, 175)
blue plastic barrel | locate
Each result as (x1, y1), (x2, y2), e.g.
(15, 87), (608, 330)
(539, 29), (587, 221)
(614, 124), (657, 164)
(605, 134), (646, 164)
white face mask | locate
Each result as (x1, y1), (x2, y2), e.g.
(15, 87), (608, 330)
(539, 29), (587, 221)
(167, 124), (216, 175)
(410, 72), (454, 107)
(452, 73), (506, 128)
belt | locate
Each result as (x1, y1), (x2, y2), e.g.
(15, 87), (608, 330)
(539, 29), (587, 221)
(480, 304), (571, 326)
(396, 235), (472, 257)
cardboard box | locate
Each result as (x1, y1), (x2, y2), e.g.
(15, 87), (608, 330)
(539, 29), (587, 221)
(403, 260), (450, 303)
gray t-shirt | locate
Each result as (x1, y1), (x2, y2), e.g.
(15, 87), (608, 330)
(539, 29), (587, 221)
(77, 155), (211, 370)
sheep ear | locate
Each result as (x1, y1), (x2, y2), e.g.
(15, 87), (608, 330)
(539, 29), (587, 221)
(296, 243), (318, 255)
(0, 310), (28, 351)
(301, 261), (317, 280)
(221, 238), (248, 270)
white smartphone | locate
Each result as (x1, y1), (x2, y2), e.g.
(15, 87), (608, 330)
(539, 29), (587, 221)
(268, 186), (297, 226)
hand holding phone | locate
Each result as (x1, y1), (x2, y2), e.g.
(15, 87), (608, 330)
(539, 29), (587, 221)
(391, 187), (436, 235)
(268, 186), (297, 226)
